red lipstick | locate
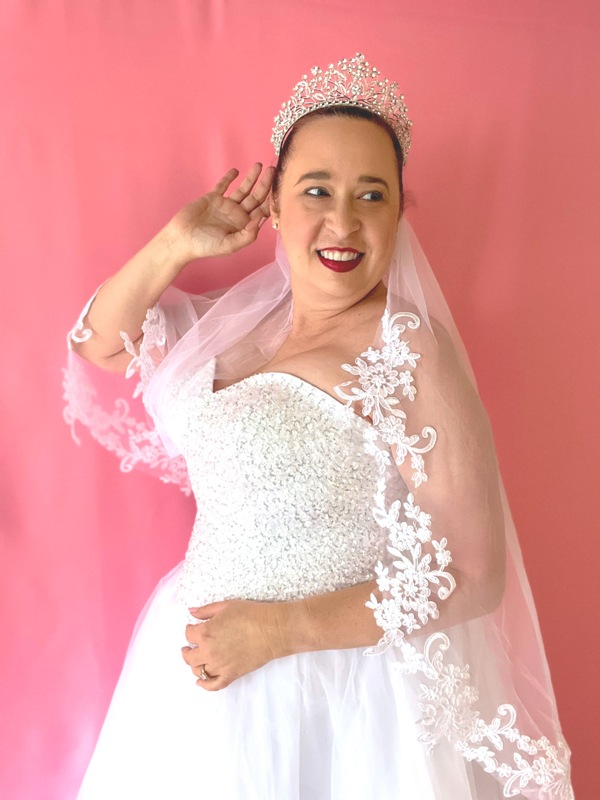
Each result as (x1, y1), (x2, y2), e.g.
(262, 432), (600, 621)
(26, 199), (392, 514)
(316, 247), (364, 273)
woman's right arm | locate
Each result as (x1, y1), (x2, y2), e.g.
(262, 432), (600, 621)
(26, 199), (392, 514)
(71, 163), (274, 372)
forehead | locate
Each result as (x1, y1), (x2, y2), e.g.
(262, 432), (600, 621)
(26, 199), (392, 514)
(285, 116), (398, 175)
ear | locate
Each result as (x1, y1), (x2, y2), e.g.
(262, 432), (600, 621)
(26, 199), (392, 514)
(269, 195), (278, 219)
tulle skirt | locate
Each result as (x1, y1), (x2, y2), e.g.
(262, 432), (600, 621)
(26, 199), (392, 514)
(78, 565), (517, 799)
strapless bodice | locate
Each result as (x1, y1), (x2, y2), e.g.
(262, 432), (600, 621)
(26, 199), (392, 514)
(161, 360), (406, 606)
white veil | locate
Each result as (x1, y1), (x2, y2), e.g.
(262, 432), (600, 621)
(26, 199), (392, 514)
(64, 216), (573, 798)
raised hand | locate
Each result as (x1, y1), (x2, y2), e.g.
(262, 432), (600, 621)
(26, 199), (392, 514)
(168, 162), (275, 262)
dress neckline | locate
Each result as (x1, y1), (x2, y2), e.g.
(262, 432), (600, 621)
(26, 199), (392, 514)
(209, 362), (373, 431)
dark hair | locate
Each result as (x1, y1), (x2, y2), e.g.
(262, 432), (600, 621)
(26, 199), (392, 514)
(271, 105), (405, 213)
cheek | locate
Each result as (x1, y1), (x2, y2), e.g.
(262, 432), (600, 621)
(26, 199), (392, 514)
(279, 224), (317, 264)
(372, 218), (396, 249)
(281, 212), (321, 245)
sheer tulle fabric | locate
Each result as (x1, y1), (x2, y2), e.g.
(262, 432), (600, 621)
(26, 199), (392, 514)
(65, 218), (573, 798)
(78, 566), (526, 800)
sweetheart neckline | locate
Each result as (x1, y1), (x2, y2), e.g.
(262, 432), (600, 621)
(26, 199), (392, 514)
(209, 363), (373, 430)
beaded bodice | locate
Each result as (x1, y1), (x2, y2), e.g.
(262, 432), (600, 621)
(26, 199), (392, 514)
(161, 360), (406, 607)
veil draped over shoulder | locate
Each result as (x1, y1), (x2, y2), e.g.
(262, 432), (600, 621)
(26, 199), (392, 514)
(64, 217), (573, 799)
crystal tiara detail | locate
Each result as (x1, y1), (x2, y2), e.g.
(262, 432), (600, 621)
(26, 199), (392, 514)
(271, 53), (412, 163)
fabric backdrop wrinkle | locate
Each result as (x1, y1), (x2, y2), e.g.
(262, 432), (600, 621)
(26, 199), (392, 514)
(1, 2), (598, 798)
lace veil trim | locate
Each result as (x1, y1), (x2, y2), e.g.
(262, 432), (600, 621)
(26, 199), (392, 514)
(336, 308), (573, 799)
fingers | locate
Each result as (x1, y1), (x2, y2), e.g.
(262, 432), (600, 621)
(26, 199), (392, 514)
(227, 161), (261, 200)
(191, 660), (227, 690)
(181, 647), (228, 691)
(255, 192), (272, 220)
(192, 662), (216, 680)
(184, 622), (207, 646)
(208, 165), (274, 251)
(213, 163), (261, 199)
(213, 167), (241, 195)
(220, 201), (270, 253)
(188, 600), (228, 619)
(229, 163), (275, 212)
(197, 675), (231, 692)
(247, 204), (271, 233)
(182, 644), (202, 663)
(245, 165), (275, 212)
(194, 665), (235, 692)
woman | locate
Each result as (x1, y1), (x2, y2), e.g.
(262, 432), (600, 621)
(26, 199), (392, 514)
(65, 54), (573, 799)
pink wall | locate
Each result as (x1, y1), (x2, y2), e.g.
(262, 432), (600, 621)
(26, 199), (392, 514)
(1, 2), (598, 797)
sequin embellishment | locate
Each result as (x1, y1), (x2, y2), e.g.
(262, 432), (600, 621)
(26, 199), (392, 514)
(160, 361), (406, 607)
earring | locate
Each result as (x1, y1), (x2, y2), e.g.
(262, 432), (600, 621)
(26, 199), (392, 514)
(272, 222), (279, 230)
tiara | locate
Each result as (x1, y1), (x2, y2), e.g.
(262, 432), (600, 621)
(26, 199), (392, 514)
(271, 53), (412, 163)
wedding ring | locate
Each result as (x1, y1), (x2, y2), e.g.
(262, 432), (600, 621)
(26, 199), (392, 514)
(199, 664), (209, 681)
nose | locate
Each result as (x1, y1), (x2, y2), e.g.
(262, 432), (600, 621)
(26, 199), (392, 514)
(324, 197), (361, 239)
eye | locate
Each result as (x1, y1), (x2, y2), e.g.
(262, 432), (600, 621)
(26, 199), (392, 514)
(361, 191), (384, 202)
(305, 187), (330, 197)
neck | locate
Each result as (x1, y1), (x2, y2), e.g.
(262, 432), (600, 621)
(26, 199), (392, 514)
(289, 279), (387, 340)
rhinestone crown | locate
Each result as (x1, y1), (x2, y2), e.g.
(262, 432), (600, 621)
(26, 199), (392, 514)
(271, 53), (412, 163)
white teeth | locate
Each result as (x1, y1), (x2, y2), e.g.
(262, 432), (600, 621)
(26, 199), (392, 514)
(318, 250), (362, 261)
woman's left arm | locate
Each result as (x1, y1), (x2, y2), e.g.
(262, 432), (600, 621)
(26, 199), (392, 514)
(181, 580), (382, 691)
(183, 543), (503, 692)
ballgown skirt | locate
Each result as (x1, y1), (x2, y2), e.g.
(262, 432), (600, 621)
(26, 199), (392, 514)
(78, 564), (518, 800)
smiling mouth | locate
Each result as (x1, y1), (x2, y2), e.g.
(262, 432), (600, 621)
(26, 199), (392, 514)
(316, 249), (364, 273)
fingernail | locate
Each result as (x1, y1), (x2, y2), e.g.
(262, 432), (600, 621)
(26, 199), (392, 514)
(189, 607), (200, 613)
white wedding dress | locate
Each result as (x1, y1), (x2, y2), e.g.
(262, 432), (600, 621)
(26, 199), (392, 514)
(78, 358), (523, 799)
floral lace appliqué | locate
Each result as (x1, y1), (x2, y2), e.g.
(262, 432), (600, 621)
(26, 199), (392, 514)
(398, 635), (573, 799)
(64, 302), (191, 494)
(335, 311), (436, 487)
(336, 309), (573, 799)
(335, 310), (448, 648)
(119, 305), (167, 398)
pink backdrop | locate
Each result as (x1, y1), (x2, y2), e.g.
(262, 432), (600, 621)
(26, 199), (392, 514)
(1, 2), (599, 797)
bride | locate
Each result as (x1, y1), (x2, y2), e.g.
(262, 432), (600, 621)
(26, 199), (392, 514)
(65, 54), (573, 799)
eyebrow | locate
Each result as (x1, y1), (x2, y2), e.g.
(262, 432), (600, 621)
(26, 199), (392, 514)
(295, 171), (390, 191)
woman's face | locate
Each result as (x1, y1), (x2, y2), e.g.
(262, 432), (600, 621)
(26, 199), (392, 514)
(271, 115), (402, 304)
